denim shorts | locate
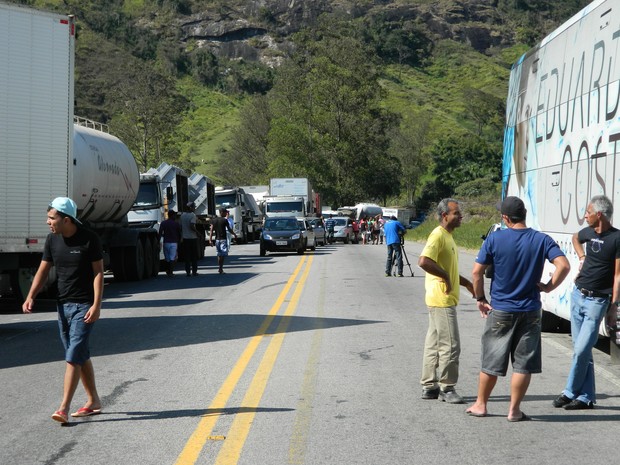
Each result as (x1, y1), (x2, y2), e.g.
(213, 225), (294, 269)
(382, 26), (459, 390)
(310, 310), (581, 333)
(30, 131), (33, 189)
(480, 308), (542, 376)
(57, 302), (94, 365)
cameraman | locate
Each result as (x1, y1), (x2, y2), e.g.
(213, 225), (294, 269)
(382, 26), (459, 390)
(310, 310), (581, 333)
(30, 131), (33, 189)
(384, 216), (406, 277)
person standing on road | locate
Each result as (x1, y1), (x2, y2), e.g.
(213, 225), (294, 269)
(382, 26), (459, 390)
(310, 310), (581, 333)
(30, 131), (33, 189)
(181, 202), (199, 277)
(325, 215), (336, 244)
(159, 210), (182, 277)
(468, 196), (570, 421)
(384, 216), (406, 277)
(418, 198), (474, 404)
(552, 195), (620, 410)
(22, 197), (104, 424)
(210, 208), (237, 274)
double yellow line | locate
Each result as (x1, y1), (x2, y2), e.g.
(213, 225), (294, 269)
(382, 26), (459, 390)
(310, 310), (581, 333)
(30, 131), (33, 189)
(175, 255), (314, 465)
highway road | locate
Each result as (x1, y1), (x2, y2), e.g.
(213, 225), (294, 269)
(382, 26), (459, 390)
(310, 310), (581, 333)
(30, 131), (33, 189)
(1, 240), (620, 465)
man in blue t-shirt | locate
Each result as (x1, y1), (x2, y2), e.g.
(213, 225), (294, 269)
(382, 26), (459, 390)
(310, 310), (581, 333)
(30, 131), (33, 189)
(384, 216), (406, 277)
(467, 196), (570, 421)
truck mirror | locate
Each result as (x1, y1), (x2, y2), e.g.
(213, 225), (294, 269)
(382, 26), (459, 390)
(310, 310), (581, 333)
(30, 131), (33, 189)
(166, 186), (173, 201)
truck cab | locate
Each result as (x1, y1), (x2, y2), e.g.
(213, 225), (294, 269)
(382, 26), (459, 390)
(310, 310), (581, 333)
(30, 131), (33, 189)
(215, 186), (260, 243)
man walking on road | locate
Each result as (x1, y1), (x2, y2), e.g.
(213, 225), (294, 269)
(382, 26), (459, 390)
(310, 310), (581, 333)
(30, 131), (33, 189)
(210, 208), (237, 274)
(418, 198), (474, 404)
(22, 197), (104, 424)
(181, 202), (200, 276)
(468, 196), (569, 421)
(384, 216), (406, 277)
(159, 210), (181, 276)
(552, 194), (620, 410)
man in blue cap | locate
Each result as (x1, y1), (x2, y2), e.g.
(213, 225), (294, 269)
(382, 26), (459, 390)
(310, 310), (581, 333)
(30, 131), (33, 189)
(23, 197), (104, 424)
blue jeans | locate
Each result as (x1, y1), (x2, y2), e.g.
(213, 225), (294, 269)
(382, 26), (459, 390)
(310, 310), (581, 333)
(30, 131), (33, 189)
(58, 302), (94, 365)
(386, 243), (403, 275)
(563, 287), (609, 403)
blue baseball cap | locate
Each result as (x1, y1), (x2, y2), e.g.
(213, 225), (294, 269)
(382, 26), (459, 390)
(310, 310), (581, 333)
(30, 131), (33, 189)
(49, 197), (81, 224)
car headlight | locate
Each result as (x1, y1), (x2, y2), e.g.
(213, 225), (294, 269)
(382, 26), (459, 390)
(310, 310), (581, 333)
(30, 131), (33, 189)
(263, 233), (273, 240)
(291, 233), (300, 240)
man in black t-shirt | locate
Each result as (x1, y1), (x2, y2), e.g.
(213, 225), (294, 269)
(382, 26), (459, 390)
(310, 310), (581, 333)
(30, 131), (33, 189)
(553, 195), (620, 410)
(23, 197), (104, 424)
(210, 208), (237, 274)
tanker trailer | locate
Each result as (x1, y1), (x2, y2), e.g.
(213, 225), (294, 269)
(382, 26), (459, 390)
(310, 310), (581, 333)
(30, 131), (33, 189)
(0, 121), (160, 303)
(72, 121), (160, 282)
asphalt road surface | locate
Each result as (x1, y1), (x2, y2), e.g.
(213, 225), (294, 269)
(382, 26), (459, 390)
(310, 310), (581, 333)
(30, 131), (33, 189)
(1, 240), (620, 465)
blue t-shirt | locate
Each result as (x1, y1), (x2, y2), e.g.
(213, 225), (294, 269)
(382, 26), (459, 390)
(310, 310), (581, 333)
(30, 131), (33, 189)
(383, 220), (406, 246)
(476, 228), (565, 312)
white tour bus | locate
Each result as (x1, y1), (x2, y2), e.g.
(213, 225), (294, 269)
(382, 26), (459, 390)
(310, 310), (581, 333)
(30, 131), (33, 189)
(502, 0), (619, 342)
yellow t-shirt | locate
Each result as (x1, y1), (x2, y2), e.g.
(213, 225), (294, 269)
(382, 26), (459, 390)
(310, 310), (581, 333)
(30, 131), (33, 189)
(421, 225), (460, 307)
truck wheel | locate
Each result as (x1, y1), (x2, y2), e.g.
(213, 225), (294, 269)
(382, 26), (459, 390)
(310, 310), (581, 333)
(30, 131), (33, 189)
(124, 240), (145, 281)
(111, 247), (127, 282)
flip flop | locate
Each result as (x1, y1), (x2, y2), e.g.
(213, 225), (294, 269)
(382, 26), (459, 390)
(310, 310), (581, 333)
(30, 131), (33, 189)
(52, 410), (69, 424)
(71, 407), (102, 418)
(466, 410), (487, 418)
(507, 412), (530, 422)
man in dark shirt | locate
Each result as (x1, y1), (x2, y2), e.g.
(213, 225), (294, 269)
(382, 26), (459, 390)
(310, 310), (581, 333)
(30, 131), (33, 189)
(553, 195), (620, 410)
(23, 197), (104, 424)
(159, 210), (182, 276)
(210, 208), (237, 274)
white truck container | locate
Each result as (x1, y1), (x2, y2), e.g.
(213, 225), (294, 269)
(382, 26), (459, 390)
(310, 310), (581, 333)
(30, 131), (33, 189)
(501, 0), (620, 357)
(269, 178), (316, 215)
(0, 3), (159, 303)
(382, 207), (412, 225)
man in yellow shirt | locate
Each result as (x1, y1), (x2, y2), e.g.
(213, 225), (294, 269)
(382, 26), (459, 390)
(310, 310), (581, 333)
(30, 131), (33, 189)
(418, 198), (474, 404)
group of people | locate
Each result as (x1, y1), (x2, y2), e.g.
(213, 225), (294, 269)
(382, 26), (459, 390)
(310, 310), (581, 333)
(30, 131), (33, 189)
(158, 202), (236, 277)
(356, 215), (384, 245)
(20, 193), (620, 425)
(418, 195), (619, 421)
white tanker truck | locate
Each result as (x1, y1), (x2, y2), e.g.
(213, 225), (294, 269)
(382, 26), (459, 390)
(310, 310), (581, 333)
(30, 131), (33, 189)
(0, 3), (159, 303)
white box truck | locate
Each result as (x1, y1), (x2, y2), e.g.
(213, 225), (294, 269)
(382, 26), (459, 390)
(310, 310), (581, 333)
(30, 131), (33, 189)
(269, 178), (317, 216)
(0, 3), (160, 304)
(501, 0), (620, 356)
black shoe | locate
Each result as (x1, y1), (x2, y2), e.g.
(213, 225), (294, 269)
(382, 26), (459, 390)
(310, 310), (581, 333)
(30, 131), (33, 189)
(397, 274), (404, 277)
(563, 399), (594, 410)
(421, 387), (440, 400)
(552, 394), (572, 408)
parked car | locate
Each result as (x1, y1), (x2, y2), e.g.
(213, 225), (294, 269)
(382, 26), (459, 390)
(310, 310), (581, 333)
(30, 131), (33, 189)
(307, 217), (326, 246)
(407, 220), (422, 230)
(260, 217), (306, 256)
(332, 217), (354, 244)
(298, 218), (316, 251)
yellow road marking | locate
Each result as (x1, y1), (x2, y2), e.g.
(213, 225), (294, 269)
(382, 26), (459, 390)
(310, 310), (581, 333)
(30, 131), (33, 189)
(214, 256), (314, 464)
(174, 257), (308, 465)
(288, 258), (325, 464)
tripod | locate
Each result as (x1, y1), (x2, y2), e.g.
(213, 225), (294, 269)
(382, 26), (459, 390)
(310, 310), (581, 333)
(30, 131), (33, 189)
(391, 238), (414, 277)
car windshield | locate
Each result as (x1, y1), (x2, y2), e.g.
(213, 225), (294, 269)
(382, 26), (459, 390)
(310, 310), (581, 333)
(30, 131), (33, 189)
(333, 218), (347, 226)
(266, 201), (303, 213)
(297, 221), (306, 230)
(264, 219), (299, 231)
(309, 219), (322, 227)
(215, 193), (237, 208)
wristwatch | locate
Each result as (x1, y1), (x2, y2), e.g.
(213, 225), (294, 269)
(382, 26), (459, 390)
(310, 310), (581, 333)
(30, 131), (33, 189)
(476, 296), (487, 302)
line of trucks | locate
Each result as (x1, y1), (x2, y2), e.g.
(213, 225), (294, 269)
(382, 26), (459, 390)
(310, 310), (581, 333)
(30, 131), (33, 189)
(0, 2), (324, 306)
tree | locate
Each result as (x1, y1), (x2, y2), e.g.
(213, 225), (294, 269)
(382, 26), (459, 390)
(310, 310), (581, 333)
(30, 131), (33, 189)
(428, 133), (502, 197)
(462, 87), (505, 137)
(388, 111), (432, 204)
(108, 61), (187, 171)
(265, 22), (401, 206)
(216, 95), (271, 184)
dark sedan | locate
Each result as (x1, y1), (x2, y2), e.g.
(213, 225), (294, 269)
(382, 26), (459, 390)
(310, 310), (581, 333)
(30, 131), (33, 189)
(260, 217), (306, 256)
